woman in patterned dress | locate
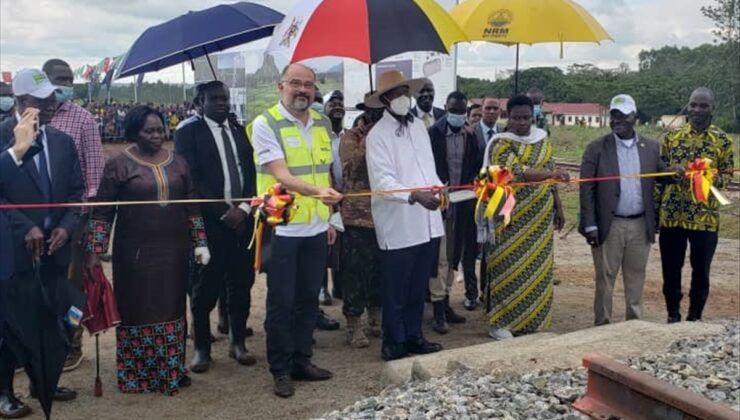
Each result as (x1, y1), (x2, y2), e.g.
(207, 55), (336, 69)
(484, 95), (569, 340)
(85, 106), (210, 395)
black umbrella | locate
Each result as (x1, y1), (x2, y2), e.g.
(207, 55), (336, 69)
(3, 259), (84, 419)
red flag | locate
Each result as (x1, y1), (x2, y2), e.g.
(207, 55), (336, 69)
(1, 72), (11, 83)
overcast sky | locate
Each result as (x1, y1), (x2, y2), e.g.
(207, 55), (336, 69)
(0, 0), (718, 83)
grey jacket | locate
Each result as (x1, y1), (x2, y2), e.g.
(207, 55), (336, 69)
(578, 132), (672, 245)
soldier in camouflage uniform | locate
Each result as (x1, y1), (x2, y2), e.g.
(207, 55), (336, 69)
(338, 101), (384, 348)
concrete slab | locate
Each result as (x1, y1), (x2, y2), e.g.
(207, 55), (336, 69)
(383, 320), (724, 385)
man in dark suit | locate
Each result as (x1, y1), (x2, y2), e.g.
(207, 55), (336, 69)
(579, 94), (681, 326)
(411, 79), (445, 129)
(0, 68), (84, 417)
(473, 97), (504, 157)
(0, 128), (36, 419)
(428, 91), (481, 331)
(174, 81), (257, 373)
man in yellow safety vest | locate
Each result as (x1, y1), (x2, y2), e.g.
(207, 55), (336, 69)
(248, 63), (342, 399)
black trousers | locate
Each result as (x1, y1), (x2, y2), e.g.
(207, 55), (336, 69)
(265, 233), (327, 377)
(191, 231), (254, 352)
(659, 227), (718, 320)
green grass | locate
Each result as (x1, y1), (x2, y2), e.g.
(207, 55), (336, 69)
(551, 126), (739, 181)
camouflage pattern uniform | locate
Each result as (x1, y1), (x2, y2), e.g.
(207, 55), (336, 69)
(339, 124), (382, 317)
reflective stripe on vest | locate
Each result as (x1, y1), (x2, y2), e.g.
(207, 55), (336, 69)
(247, 105), (333, 224)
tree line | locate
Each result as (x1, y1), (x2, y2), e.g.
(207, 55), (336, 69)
(458, 41), (739, 132)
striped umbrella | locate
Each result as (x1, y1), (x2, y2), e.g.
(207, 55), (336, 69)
(266, 0), (467, 86)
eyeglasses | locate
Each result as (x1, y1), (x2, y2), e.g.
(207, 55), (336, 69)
(282, 79), (316, 90)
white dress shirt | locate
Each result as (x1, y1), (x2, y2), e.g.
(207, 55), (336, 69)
(251, 102), (329, 238)
(366, 111), (444, 250)
(203, 116), (250, 214)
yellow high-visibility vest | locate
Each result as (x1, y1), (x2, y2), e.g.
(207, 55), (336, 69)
(247, 105), (333, 224)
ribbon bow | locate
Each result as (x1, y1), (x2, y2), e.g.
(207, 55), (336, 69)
(474, 165), (517, 226)
(249, 183), (298, 271)
(687, 158), (715, 204)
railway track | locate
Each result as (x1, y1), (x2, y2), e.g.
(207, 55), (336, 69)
(573, 353), (737, 420)
(555, 159), (740, 192)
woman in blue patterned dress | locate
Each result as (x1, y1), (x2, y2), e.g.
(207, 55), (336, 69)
(85, 106), (209, 395)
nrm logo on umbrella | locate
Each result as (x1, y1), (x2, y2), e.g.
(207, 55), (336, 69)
(484, 9), (513, 38)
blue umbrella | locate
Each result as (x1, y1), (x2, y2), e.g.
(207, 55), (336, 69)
(116, 2), (284, 79)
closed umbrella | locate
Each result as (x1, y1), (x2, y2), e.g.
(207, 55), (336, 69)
(116, 2), (284, 79)
(450, 0), (612, 92)
(266, 0), (467, 88)
(81, 264), (120, 397)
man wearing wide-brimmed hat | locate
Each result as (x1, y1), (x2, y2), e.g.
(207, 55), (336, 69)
(365, 70), (444, 361)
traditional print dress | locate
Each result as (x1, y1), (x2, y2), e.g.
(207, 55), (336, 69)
(484, 128), (555, 334)
(86, 147), (206, 395)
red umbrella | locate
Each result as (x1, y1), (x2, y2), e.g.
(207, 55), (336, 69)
(81, 265), (120, 397)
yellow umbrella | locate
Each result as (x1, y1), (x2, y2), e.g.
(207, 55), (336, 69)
(451, 0), (612, 92)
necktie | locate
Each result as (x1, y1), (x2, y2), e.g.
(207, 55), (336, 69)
(423, 113), (433, 128)
(219, 124), (242, 199)
(487, 129), (494, 141)
(37, 138), (52, 228)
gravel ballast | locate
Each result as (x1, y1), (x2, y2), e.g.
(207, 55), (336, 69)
(316, 320), (740, 419)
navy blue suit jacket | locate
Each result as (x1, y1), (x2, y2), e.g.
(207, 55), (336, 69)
(0, 117), (84, 272)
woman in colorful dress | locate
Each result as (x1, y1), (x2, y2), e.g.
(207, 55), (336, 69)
(484, 94), (569, 340)
(85, 105), (210, 395)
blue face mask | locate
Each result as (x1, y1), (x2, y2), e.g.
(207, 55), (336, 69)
(533, 104), (542, 116)
(446, 112), (466, 128)
(55, 86), (74, 103)
(311, 103), (324, 113)
(0, 96), (14, 112)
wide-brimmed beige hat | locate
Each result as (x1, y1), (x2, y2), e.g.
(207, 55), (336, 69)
(364, 70), (426, 108)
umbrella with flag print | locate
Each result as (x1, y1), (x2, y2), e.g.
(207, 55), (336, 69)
(266, 0), (467, 89)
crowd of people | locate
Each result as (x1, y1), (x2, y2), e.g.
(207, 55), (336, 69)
(58, 101), (197, 143)
(0, 58), (734, 417)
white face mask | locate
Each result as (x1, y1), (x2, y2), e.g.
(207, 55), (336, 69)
(389, 95), (411, 116)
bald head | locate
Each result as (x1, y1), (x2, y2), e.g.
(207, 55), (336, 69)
(687, 87), (714, 131)
(281, 63), (317, 82)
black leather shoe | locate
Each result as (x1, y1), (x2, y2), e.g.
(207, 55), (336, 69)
(290, 364), (333, 381)
(273, 375), (294, 398)
(667, 314), (681, 324)
(0, 392), (31, 419)
(179, 376), (192, 388)
(463, 298), (477, 311)
(405, 338), (442, 355)
(316, 310), (340, 331)
(29, 386), (77, 402)
(229, 344), (257, 366)
(217, 323), (229, 335)
(189, 349), (212, 373)
(381, 343), (408, 361)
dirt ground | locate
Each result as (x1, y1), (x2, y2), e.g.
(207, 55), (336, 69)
(9, 230), (739, 420)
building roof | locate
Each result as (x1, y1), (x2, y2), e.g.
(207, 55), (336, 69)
(470, 98), (605, 115)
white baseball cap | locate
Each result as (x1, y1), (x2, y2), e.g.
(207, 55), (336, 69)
(12, 68), (56, 99)
(609, 94), (637, 115)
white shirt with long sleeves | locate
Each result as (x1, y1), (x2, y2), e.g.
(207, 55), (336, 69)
(366, 111), (444, 250)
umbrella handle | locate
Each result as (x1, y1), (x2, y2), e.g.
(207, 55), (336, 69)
(94, 335), (102, 397)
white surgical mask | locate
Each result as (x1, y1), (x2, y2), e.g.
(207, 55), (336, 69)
(389, 96), (411, 116)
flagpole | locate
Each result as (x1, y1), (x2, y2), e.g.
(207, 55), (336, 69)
(133, 81), (138, 103)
